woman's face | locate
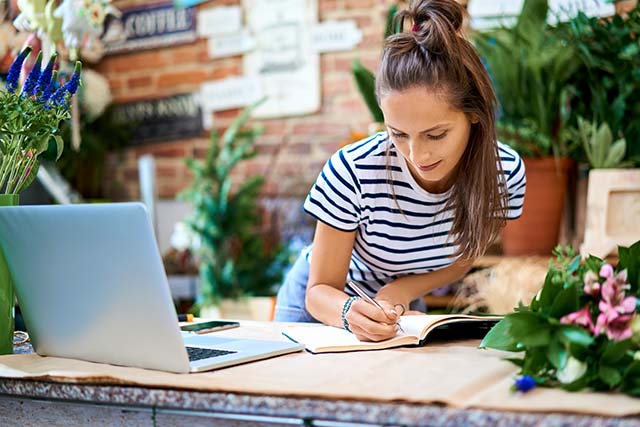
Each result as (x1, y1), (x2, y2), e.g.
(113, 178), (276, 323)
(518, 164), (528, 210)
(380, 86), (472, 193)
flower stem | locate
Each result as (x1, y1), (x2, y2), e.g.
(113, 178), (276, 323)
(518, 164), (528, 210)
(0, 136), (23, 194)
(14, 151), (37, 194)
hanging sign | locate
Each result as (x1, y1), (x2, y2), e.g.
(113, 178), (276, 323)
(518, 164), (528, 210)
(113, 93), (203, 145)
(102, 2), (197, 55)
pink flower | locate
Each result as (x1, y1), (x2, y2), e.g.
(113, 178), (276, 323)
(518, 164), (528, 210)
(583, 270), (600, 297)
(560, 305), (595, 332)
(600, 263), (614, 279)
(595, 313), (634, 341)
(593, 268), (636, 341)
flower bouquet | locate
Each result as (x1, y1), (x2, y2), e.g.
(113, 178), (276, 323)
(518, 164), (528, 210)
(480, 241), (640, 396)
(0, 46), (81, 197)
(0, 46), (81, 355)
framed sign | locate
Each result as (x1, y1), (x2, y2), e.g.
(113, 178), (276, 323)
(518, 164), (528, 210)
(102, 2), (197, 55)
(113, 93), (203, 145)
(243, 0), (320, 119)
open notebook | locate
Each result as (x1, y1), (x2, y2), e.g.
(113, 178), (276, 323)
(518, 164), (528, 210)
(282, 314), (502, 353)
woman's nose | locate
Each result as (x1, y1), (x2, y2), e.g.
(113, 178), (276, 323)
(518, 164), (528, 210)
(408, 139), (430, 164)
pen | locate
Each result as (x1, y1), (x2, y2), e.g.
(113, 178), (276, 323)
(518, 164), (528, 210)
(178, 314), (194, 322)
(346, 281), (404, 333)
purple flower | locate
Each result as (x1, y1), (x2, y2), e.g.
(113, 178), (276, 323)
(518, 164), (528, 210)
(5, 46), (31, 93)
(21, 51), (42, 97)
(514, 375), (536, 392)
(35, 53), (57, 97)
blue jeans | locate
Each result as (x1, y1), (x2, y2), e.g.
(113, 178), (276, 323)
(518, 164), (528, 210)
(274, 253), (318, 322)
(275, 253), (428, 322)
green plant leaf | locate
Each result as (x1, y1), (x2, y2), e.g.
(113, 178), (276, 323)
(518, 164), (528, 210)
(508, 311), (551, 347)
(599, 365), (622, 388)
(601, 339), (631, 365)
(549, 283), (579, 318)
(559, 326), (594, 347)
(479, 318), (519, 351)
(545, 332), (567, 369)
(618, 241), (640, 293)
(351, 59), (384, 123)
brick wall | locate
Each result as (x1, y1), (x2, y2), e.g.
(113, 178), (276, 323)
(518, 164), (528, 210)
(98, 0), (393, 201)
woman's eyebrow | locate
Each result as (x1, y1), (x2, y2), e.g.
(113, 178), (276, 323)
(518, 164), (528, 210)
(387, 124), (449, 134)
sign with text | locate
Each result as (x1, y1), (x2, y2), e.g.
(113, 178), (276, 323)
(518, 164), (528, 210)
(102, 2), (197, 55)
(113, 93), (203, 145)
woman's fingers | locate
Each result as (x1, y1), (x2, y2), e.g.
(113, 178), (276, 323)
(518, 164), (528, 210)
(346, 302), (398, 341)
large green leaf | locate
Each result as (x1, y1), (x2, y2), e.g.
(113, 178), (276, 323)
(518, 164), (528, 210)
(351, 59), (384, 123)
(479, 318), (519, 351)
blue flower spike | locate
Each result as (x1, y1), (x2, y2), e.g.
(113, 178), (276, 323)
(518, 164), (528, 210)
(5, 46), (32, 93)
(35, 53), (57, 97)
(64, 62), (82, 96)
(513, 375), (536, 393)
(21, 51), (42, 97)
(41, 70), (58, 105)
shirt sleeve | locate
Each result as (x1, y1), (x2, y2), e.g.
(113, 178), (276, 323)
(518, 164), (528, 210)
(303, 149), (362, 232)
(504, 152), (526, 220)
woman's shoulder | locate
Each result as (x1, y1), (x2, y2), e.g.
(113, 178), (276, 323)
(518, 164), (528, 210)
(496, 141), (525, 183)
(336, 132), (390, 165)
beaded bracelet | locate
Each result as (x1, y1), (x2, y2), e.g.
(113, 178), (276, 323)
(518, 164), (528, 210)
(341, 296), (360, 332)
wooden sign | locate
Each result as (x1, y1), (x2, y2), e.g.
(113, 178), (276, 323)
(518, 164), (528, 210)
(102, 2), (197, 55)
(113, 93), (203, 145)
(581, 169), (640, 258)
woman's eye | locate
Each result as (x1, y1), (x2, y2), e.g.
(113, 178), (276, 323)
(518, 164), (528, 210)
(428, 132), (447, 141)
(391, 132), (407, 139)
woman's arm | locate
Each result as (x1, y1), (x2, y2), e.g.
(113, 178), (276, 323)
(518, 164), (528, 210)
(375, 258), (474, 310)
(305, 221), (399, 341)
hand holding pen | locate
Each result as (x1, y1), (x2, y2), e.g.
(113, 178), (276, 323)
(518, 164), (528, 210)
(344, 281), (404, 342)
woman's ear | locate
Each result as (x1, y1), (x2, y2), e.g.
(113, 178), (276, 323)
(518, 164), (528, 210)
(469, 114), (480, 124)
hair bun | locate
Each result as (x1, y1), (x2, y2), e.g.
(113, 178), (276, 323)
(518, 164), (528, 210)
(408, 0), (465, 55)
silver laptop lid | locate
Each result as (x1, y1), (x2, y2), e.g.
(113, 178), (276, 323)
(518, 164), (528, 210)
(0, 203), (190, 373)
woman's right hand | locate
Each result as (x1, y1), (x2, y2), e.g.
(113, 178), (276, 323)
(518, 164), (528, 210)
(344, 299), (400, 342)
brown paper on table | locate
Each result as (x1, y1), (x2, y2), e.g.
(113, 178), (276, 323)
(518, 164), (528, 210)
(0, 321), (638, 417)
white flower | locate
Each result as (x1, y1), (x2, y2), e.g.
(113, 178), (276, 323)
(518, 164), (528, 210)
(556, 357), (587, 384)
(79, 68), (111, 120)
(170, 222), (196, 251)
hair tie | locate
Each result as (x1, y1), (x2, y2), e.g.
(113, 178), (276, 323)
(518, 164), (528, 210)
(412, 23), (420, 32)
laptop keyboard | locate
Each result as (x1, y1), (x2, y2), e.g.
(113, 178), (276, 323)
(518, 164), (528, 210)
(186, 346), (238, 362)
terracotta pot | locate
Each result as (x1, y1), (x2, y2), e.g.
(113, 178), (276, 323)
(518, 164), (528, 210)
(502, 157), (573, 256)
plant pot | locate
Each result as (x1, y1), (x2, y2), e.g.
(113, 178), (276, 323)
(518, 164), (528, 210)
(502, 157), (573, 256)
(0, 194), (19, 355)
(200, 296), (276, 321)
(580, 168), (640, 258)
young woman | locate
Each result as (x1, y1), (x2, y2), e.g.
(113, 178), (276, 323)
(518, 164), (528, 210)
(274, 0), (526, 342)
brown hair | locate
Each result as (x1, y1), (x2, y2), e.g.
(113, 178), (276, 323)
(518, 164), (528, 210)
(376, 0), (508, 261)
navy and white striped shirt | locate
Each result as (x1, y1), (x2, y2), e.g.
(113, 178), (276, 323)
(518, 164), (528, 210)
(302, 132), (526, 297)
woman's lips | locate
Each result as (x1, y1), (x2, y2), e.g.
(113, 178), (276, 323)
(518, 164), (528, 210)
(417, 160), (442, 172)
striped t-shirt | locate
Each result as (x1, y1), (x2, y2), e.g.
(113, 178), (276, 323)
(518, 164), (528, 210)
(302, 132), (526, 297)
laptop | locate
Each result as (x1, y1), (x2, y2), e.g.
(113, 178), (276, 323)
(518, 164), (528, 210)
(0, 202), (302, 373)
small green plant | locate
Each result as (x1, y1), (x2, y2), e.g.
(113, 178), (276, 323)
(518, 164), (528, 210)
(575, 117), (627, 169)
(179, 100), (289, 307)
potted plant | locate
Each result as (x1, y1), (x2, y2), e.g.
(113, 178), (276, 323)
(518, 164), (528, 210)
(557, 7), (640, 257)
(0, 47), (81, 354)
(474, 0), (579, 256)
(178, 100), (290, 320)
(572, 117), (639, 258)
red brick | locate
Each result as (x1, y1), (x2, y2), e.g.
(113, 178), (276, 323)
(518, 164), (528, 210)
(345, 0), (377, 8)
(104, 51), (168, 73)
(134, 142), (187, 158)
(158, 184), (180, 198)
(322, 76), (354, 97)
(170, 41), (208, 64)
(127, 75), (153, 89)
(157, 69), (208, 88)
(287, 142), (312, 155)
(156, 165), (178, 178)
(209, 64), (242, 80)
